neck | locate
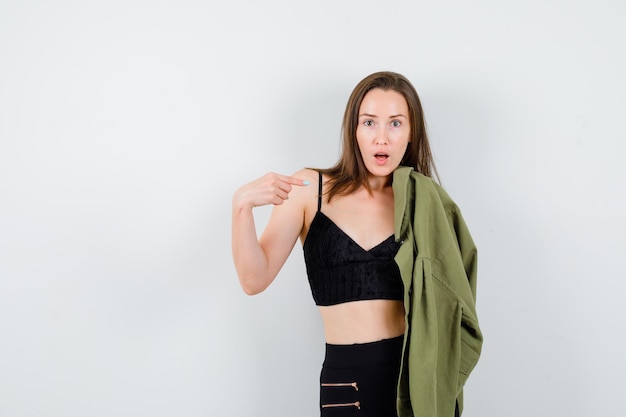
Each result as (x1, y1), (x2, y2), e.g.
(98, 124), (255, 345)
(367, 174), (392, 191)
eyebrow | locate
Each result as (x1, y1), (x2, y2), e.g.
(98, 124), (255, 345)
(359, 113), (407, 119)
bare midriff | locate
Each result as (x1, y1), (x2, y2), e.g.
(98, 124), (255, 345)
(319, 299), (406, 345)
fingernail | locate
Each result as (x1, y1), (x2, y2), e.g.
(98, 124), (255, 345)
(303, 180), (310, 186)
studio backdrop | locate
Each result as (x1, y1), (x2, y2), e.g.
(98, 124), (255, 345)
(0, 1), (624, 416)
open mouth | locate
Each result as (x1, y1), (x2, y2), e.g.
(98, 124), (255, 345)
(375, 153), (389, 162)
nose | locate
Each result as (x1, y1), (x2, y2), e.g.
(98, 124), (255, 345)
(375, 128), (388, 145)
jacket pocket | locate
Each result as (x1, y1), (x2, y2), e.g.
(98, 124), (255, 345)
(457, 309), (482, 392)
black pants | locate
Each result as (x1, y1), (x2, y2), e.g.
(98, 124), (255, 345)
(319, 335), (403, 417)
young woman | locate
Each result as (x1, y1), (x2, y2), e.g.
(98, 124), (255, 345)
(232, 72), (481, 417)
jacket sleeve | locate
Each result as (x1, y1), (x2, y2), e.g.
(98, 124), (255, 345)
(444, 204), (482, 401)
(447, 205), (478, 302)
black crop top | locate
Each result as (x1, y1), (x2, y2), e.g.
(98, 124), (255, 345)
(303, 172), (404, 306)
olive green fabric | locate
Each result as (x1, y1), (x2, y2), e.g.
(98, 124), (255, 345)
(393, 167), (482, 417)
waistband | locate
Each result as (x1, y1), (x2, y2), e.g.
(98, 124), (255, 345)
(323, 335), (404, 368)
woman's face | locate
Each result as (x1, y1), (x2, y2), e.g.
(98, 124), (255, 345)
(356, 88), (411, 178)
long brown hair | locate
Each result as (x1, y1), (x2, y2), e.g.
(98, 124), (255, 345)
(318, 71), (438, 201)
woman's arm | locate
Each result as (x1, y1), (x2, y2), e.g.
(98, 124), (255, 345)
(231, 171), (310, 295)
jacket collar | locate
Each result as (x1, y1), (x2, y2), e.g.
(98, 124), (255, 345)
(392, 166), (414, 240)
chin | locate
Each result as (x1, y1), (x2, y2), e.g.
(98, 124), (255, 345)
(367, 166), (394, 178)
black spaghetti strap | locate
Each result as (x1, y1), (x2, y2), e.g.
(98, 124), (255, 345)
(317, 171), (322, 212)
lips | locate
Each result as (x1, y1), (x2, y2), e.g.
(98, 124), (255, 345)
(373, 153), (390, 166)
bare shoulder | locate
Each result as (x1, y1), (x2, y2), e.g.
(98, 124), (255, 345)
(293, 168), (319, 183)
(285, 168), (319, 206)
(259, 169), (316, 213)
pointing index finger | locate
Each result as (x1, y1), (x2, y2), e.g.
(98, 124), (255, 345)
(278, 174), (310, 186)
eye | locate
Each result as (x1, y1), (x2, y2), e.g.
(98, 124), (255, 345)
(363, 120), (374, 127)
(391, 120), (402, 127)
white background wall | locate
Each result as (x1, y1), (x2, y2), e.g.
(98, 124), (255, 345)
(1, 1), (624, 416)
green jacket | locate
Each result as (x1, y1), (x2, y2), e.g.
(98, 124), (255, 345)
(393, 167), (482, 417)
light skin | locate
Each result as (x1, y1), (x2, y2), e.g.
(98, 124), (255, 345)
(232, 88), (411, 344)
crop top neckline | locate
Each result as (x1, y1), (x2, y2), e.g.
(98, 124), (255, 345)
(306, 211), (395, 254)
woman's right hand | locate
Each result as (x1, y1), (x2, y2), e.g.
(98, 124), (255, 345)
(233, 172), (310, 210)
